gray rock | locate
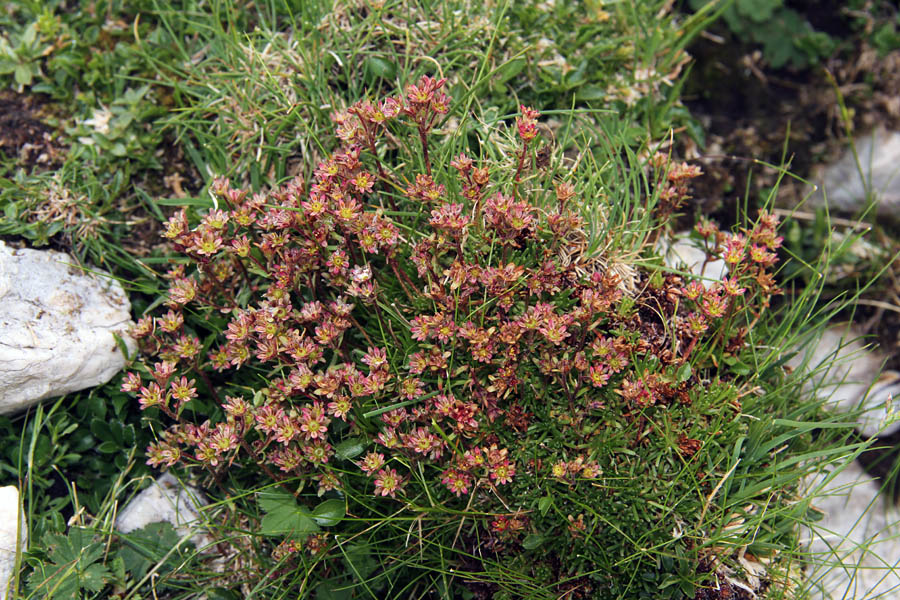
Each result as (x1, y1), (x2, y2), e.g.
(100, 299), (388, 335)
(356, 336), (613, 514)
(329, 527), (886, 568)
(660, 234), (728, 288)
(802, 460), (900, 599)
(810, 127), (900, 217)
(116, 474), (213, 551)
(0, 486), (26, 600)
(0, 241), (135, 414)
(789, 326), (900, 438)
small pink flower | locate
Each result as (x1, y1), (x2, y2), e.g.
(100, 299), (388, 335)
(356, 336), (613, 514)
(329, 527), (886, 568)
(516, 105), (540, 141)
(121, 372), (142, 393)
(490, 460), (515, 485)
(137, 382), (166, 410)
(441, 469), (472, 497)
(170, 376), (197, 406)
(361, 347), (388, 371)
(373, 468), (404, 498)
(222, 395), (249, 418)
(589, 365), (610, 388)
(358, 451), (385, 475)
(209, 422), (239, 454)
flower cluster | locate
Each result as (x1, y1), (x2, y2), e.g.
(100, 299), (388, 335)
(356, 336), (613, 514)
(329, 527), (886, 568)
(125, 73), (785, 568)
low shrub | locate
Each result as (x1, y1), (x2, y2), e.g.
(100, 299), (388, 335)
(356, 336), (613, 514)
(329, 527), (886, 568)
(123, 73), (831, 598)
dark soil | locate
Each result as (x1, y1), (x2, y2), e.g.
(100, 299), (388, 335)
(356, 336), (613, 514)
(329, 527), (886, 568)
(0, 90), (65, 171)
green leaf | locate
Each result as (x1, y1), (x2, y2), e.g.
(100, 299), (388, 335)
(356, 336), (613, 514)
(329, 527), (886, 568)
(97, 441), (119, 453)
(676, 362), (692, 383)
(90, 418), (115, 443)
(27, 528), (111, 598)
(335, 438), (366, 460)
(118, 521), (186, 581)
(495, 58), (525, 85)
(14, 64), (33, 87)
(723, 356), (751, 376)
(522, 534), (545, 550)
(363, 57), (396, 81)
(574, 85), (605, 102)
(538, 495), (553, 516)
(312, 499), (345, 527)
(258, 489), (319, 536)
(736, 0), (780, 22)
(79, 564), (111, 593)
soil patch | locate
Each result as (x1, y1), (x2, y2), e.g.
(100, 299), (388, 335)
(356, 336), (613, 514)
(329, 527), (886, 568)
(0, 90), (65, 171)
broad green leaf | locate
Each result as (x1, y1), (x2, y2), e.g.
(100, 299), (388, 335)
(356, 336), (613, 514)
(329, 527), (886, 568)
(260, 508), (318, 537)
(14, 64), (33, 87)
(335, 438), (366, 460)
(258, 489), (319, 536)
(363, 57), (396, 80)
(538, 495), (553, 516)
(312, 499), (345, 527)
(495, 58), (525, 84)
(522, 534), (545, 550)
(676, 362), (692, 383)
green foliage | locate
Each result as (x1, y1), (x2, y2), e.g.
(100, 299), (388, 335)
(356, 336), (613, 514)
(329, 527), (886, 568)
(0, 20), (53, 91)
(26, 528), (110, 598)
(690, 0), (900, 69)
(690, 0), (835, 69)
(110, 67), (862, 597)
(23, 519), (201, 599)
(117, 521), (193, 583)
(259, 489), (325, 536)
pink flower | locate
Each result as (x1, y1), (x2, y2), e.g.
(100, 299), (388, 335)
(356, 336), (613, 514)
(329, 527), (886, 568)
(441, 469), (472, 497)
(362, 347), (388, 371)
(299, 402), (331, 440)
(374, 468), (404, 498)
(209, 423), (239, 454)
(303, 440), (333, 464)
(222, 395), (249, 419)
(150, 361), (177, 385)
(516, 105), (540, 141)
(170, 376), (197, 406)
(358, 451), (385, 475)
(274, 414), (300, 444)
(490, 460), (515, 485)
(589, 365), (610, 388)
(137, 382), (166, 410)
(254, 403), (284, 436)
(121, 371), (142, 393)
(721, 276), (746, 297)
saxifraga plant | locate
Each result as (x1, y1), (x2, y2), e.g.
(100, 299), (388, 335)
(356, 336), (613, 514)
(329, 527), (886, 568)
(124, 73), (801, 598)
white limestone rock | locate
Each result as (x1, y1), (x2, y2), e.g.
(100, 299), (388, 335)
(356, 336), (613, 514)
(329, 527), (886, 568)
(0, 241), (135, 414)
(802, 460), (900, 600)
(809, 127), (900, 217)
(660, 233), (728, 288)
(0, 486), (27, 600)
(790, 326), (900, 438)
(116, 474), (212, 551)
